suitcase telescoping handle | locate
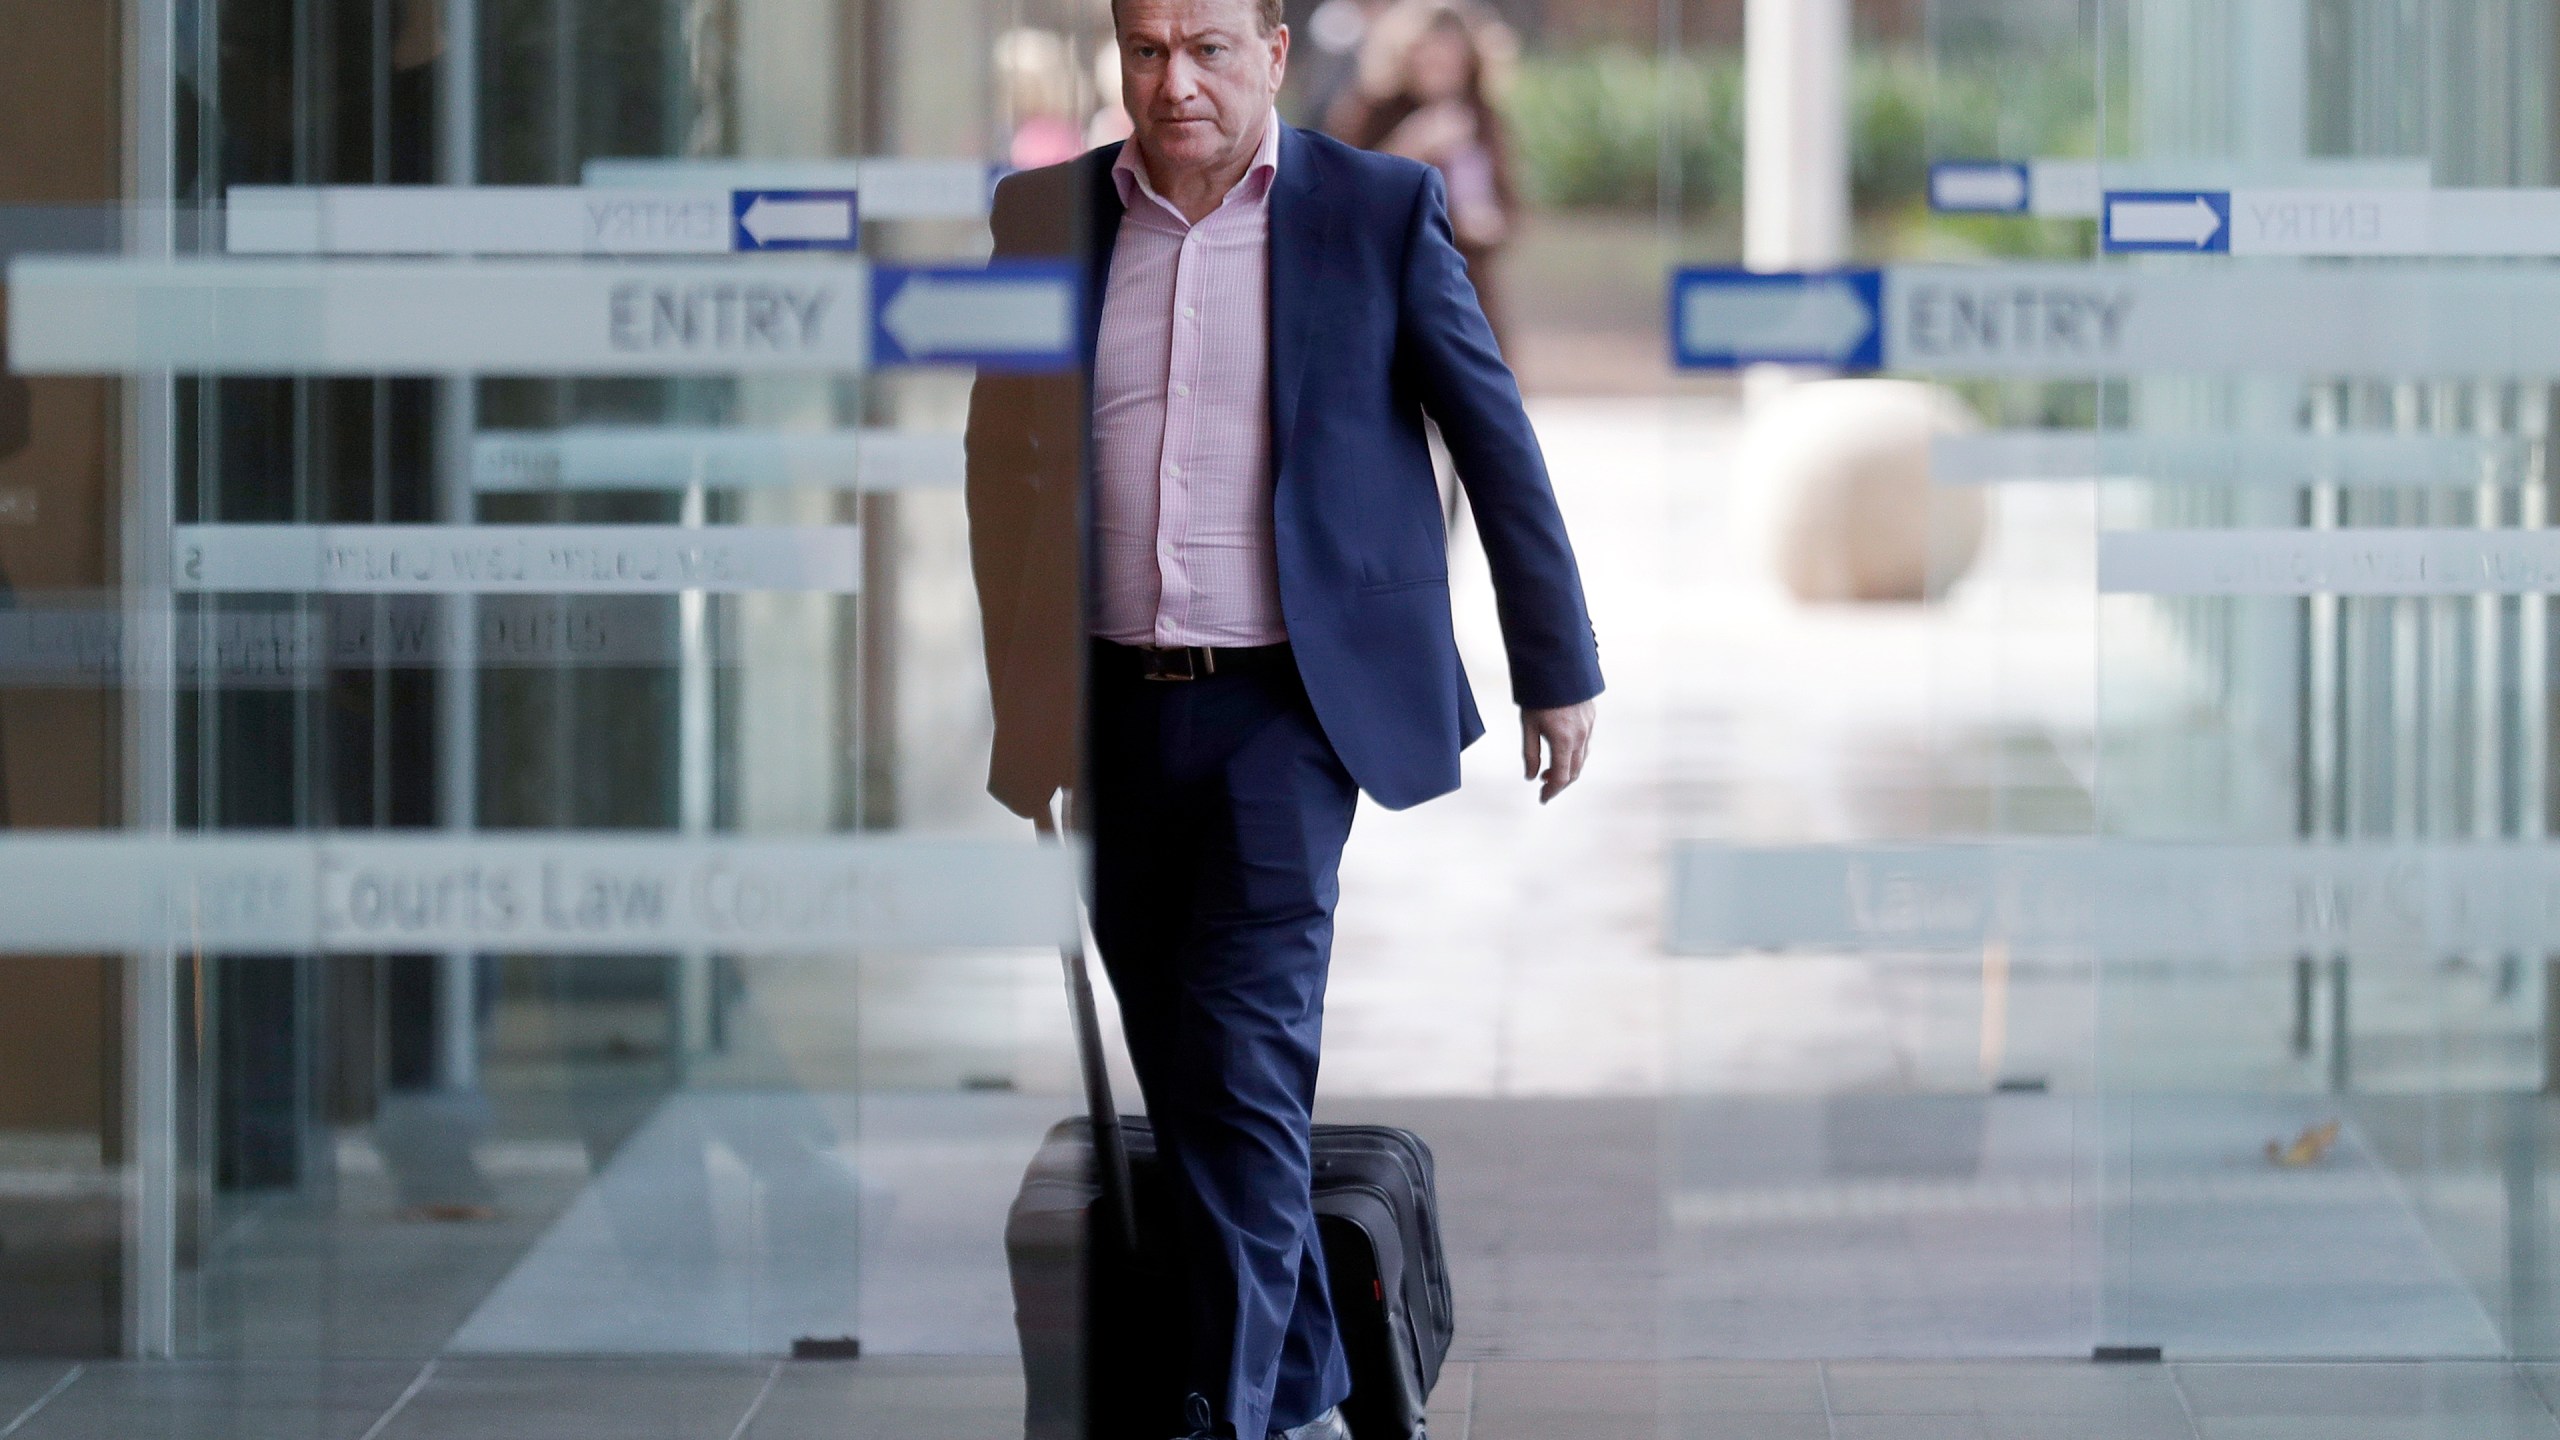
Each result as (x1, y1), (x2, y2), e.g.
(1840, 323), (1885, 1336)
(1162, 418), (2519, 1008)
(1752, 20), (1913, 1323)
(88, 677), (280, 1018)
(1049, 801), (1140, 1258)
(1061, 935), (1140, 1256)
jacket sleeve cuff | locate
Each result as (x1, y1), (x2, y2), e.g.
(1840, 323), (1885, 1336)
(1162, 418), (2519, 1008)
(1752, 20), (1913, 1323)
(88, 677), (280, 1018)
(1511, 652), (1605, 712)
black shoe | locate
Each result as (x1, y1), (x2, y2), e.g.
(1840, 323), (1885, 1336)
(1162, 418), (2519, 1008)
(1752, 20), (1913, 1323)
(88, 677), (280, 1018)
(1269, 1407), (1349, 1440)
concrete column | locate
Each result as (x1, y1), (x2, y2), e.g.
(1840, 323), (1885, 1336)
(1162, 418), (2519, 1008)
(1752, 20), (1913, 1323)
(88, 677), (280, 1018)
(735, 0), (840, 158)
(122, 0), (180, 1362)
(436, 0), (483, 1096)
(880, 0), (991, 161)
(1743, 0), (1849, 274)
(729, 0), (843, 826)
(2236, 1), (2308, 170)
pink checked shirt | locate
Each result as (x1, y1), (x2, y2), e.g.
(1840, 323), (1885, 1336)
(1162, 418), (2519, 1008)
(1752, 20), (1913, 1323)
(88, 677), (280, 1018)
(1091, 115), (1287, 649)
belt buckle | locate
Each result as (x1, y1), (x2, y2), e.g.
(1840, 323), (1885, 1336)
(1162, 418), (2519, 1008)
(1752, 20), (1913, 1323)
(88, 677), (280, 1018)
(1141, 646), (1201, 682)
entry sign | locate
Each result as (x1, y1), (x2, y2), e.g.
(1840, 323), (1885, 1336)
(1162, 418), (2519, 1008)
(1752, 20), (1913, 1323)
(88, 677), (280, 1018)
(872, 261), (1080, 369)
(2103, 190), (2231, 252)
(732, 189), (859, 251)
(6, 256), (1082, 374)
(1928, 162), (2031, 215)
(1669, 268), (1883, 370)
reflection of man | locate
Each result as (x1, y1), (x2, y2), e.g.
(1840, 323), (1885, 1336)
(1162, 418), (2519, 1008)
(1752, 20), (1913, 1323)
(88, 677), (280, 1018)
(965, 0), (1599, 1433)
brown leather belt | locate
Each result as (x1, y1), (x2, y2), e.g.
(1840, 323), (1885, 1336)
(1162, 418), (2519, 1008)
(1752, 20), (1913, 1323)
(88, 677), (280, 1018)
(1094, 639), (1293, 683)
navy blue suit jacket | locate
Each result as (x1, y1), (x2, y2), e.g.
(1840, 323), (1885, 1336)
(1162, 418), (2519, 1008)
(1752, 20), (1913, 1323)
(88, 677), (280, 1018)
(966, 123), (1601, 814)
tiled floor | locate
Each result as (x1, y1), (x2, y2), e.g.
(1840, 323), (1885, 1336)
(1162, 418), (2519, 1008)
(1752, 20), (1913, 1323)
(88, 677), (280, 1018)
(18, 1358), (2560, 1439)
(271, 1089), (2538, 1368)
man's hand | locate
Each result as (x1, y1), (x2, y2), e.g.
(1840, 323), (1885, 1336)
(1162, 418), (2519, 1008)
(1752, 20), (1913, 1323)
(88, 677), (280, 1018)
(1521, 701), (1596, 804)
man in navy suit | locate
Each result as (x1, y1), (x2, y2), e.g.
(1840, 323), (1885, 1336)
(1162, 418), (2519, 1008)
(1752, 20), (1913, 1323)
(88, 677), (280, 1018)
(967, 0), (1599, 1432)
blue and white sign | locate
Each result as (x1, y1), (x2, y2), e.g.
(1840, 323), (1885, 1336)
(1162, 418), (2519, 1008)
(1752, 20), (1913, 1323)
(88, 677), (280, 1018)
(1668, 262), (2560, 377)
(7, 256), (1085, 375)
(731, 190), (859, 251)
(1927, 161), (2031, 214)
(583, 158), (999, 221)
(2102, 190), (2230, 252)
(1669, 268), (1883, 370)
(228, 186), (862, 256)
(2217, 188), (2560, 257)
(871, 262), (1079, 370)
(9, 257), (875, 373)
(1925, 158), (2430, 219)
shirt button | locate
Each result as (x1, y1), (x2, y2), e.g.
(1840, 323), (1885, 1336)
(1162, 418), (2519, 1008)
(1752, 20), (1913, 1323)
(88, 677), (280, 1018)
(1174, 383), (1191, 398)
(1181, 305), (1197, 319)
(1166, 463), (1183, 478)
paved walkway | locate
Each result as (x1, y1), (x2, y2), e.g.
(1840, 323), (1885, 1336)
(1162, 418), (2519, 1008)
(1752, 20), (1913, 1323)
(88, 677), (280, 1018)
(1323, 394), (2105, 1099)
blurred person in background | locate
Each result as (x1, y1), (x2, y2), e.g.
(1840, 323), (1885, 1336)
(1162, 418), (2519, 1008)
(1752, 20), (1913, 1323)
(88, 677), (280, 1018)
(998, 27), (1093, 169)
(1089, 39), (1137, 146)
(1326, 0), (1520, 348)
(1294, 0), (1392, 125)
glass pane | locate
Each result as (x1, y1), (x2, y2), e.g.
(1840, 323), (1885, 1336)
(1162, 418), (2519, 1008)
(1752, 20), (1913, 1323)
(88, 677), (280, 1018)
(1663, 0), (2115, 1387)
(2, 0), (1089, 1431)
(2090, 0), (2560, 1370)
(1666, 0), (2560, 1414)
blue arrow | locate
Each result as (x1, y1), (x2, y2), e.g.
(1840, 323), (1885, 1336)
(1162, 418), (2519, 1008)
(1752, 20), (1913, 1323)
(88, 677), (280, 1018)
(1669, 269), (1883, 371)
(871, 262), (1080, 370)
(2102, 190), (2230, 252)
(1929, 161), (2032, 214)
(732, 190), (861, 251)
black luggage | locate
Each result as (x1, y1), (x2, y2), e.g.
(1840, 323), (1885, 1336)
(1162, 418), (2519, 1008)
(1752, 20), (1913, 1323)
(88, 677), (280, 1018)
(1006, 940), (1455, 1439)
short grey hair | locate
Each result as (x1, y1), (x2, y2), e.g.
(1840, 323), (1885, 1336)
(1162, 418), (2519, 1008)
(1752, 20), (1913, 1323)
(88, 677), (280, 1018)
(1111, 0), (1287, 37)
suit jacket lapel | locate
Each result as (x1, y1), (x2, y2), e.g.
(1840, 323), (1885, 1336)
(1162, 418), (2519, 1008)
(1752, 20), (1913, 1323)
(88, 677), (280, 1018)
(1268, 123), (1325, 479)
(1080, 143), (1127, 373)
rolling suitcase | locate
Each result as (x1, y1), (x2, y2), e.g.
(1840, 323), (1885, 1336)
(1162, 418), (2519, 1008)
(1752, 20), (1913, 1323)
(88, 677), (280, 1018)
(1005, 939), (1455, 1439)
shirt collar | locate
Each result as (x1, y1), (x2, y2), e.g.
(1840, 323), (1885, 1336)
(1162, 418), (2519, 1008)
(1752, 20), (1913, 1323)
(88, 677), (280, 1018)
(1113, 111), (1282, 216)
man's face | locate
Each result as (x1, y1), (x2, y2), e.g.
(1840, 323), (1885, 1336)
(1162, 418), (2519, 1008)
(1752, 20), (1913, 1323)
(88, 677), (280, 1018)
(1116, 0), (1289, 181)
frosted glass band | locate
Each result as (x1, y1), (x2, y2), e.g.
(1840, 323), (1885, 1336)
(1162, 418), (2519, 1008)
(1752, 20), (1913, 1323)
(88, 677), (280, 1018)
(174, 525), (865, 594)
(0, 834), (1077, 954)
(1673, 842), (2560, 959)
(2100, 529), (2560, 595)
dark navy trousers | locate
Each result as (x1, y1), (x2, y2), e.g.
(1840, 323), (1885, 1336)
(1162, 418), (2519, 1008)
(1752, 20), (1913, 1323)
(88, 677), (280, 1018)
(1087, 644), (1359, 1439)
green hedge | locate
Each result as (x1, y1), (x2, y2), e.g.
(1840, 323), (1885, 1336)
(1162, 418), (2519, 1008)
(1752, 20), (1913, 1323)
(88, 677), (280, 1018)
(1501, 48), (1742, 213)
(1503, 47), (2095, 221)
